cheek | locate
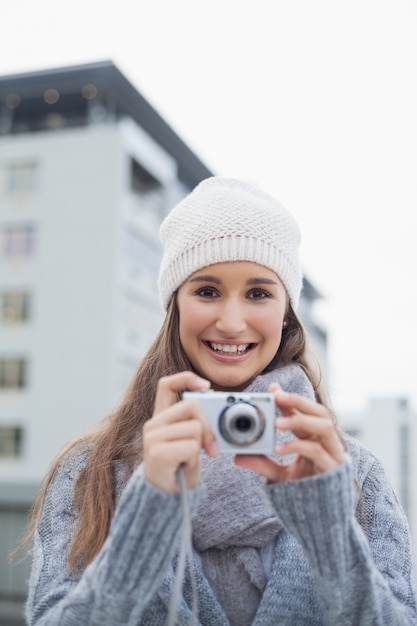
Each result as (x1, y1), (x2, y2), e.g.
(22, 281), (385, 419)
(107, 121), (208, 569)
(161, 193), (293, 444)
(266, 325), (283, 351)
(259, 309), (284, 349)
(178, 303), (210, 342)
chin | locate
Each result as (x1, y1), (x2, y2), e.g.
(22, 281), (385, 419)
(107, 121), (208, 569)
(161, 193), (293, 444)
(211, 377), (254, 392)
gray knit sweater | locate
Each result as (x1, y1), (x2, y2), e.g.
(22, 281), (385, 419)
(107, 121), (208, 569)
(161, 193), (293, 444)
(26, 367), (417, 625)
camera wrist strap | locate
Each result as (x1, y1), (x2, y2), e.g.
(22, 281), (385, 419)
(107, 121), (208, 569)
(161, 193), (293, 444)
(166, 465), (198, 626)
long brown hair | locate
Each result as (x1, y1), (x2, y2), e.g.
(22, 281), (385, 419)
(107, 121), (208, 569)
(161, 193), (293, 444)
(17, 294), (334, 571)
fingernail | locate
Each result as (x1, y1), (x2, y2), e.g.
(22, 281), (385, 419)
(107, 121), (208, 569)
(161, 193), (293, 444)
(208, 441), (219, 456)
(196, 377), (210, 388)
(275, 389), (289, 398)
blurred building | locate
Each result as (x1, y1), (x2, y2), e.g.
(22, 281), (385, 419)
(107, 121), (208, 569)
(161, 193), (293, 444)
(0, 61), (327, 623)
(339, 397), (416, 557)
(298, 277), (327, 374)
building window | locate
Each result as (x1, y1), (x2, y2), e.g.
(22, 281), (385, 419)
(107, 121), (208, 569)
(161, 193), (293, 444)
(0, 292), (31, 323)
(130, 158), (164, 214)
(1, 226), (35, 258)
(6, 161), (38, 194)
(0, 359), (27, 389)
(0, 426), (23, 458)
(131, 159), (157, 194)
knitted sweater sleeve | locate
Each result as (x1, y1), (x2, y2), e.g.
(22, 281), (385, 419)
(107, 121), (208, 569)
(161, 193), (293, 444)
(26, 453), (202, 625)
(266, 452), (417, 625)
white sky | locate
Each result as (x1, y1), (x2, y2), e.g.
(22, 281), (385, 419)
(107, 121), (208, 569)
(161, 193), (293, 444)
(1, 0), (417, 413)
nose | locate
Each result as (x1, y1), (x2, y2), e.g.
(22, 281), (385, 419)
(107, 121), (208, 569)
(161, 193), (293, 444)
(215, 298), (247, 335)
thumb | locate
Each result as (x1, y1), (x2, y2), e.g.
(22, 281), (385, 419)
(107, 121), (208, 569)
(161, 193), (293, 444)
(234, 454), (286, 483)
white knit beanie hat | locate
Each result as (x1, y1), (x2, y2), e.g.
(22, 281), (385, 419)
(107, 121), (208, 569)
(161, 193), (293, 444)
(158, 176), (302, 310)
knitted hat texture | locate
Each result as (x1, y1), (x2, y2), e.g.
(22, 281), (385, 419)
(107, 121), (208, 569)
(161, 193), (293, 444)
(158, 177), (302, 309)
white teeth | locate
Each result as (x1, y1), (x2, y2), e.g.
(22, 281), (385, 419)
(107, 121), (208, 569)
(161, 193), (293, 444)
(209, 342), (250, 354)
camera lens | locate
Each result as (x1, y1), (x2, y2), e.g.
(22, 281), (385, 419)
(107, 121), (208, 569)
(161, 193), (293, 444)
(218, 401), (265, 447)
(235, 416), (251, 432)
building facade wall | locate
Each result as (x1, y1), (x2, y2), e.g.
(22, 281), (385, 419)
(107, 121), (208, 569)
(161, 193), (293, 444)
(0, 69), (329, 621)
(0, 119), (185, 622)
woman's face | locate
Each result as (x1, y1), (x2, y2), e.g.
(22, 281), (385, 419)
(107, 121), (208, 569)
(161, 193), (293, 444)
(177, 261), (288, 391)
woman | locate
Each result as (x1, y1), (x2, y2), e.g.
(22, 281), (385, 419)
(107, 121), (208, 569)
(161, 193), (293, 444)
(24, 177), (416, 625)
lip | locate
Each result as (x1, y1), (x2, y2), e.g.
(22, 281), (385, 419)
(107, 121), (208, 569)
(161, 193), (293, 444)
(203, 340), (257, 362)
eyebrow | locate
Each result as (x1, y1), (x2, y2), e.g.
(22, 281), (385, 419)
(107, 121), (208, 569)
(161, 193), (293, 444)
(246, 277), (279, 286)
(189, 275), (222, 284)
(188, 275), (279, 286)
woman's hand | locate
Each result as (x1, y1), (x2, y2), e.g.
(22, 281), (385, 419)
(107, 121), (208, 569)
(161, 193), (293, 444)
(143, 372), (219, 493)
(235, 383), (345, 483)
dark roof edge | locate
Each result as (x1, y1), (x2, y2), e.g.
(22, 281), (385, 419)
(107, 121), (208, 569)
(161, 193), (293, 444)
(0, 60), (115, 83)
(0, 61), (214, 188)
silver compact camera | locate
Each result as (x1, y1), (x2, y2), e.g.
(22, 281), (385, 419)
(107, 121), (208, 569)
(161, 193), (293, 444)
(183, 390), (276, 454)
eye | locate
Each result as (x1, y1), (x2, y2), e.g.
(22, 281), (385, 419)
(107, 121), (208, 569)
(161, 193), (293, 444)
(247, 288), (271, 300)
(196, 286), (219, 298)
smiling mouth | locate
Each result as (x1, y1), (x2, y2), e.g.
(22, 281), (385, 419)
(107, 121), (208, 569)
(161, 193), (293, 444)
(206, 341), (254, 355)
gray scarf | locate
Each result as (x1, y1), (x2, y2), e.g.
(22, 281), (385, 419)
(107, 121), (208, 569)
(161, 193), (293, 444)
(192, 365), (315, 625)
(193, 454), (281, 626)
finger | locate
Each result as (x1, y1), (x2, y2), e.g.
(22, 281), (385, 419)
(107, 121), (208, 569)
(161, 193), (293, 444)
(153, 371), (210, 414)
(145, 399), (219, 457)
(276, 413), (338, 442)
(269, 383), (295, 418)
(276, 438), (343, 471)
(146, 439), (200, 471)
(145, 439), (202, 492)
(271, 386), (327, 419)
(149, 397), (204, 426)
(145, 419), (204, 446)
(234, 454), (287, 483)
